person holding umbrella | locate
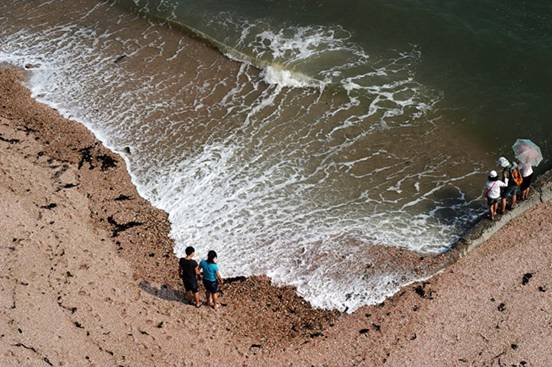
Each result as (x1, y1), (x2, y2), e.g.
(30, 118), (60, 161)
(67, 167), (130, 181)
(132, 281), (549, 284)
(512, 139), (543, 201)
(519, 162), (533, 200)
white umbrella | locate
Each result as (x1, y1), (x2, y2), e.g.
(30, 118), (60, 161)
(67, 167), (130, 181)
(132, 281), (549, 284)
(512, 139), (543, 167)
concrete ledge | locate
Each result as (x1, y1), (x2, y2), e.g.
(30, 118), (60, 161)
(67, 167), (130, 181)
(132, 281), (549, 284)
(453, 170), (552, 257)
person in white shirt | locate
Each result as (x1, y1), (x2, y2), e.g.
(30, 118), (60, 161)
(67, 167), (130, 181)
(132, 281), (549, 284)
(483, 170), (508, 220)
(518, 161), (534, 200)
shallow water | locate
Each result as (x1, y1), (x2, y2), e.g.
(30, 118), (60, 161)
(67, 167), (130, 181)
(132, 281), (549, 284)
(1, 0), (550, 311)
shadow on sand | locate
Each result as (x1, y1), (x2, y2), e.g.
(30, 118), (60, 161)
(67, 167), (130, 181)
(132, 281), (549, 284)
(139, 280), (186, 303)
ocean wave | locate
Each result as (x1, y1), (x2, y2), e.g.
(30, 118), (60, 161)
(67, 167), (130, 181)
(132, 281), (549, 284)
(0, 0), (485, 313)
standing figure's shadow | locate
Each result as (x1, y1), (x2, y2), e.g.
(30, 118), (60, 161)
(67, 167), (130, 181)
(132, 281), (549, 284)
(139, 280), (186, 303)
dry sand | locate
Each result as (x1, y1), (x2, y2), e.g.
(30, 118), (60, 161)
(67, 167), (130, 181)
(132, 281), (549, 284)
(1, 66), (551, 366)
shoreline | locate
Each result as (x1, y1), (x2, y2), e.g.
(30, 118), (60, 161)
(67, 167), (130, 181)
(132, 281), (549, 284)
(2, 65), (552, 366)
(12, 61), (460, 314)
(2, 0), (530, 313)
(452, 168), (552, 256)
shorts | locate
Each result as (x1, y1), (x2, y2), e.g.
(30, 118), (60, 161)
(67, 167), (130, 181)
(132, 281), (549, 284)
(521, 173), (533, 191)
(487, 197), (499, 206)
(182, 279), (199, 293)
(501, 185), (519, 199)
(203, 279), (219, 293)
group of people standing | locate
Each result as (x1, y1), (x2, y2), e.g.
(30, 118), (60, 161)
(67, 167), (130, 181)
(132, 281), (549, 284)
(178, 246), (224, 310)
(483, 156), (534, 220)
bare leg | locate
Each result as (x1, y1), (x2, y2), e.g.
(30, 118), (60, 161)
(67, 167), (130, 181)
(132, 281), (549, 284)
(212, 292), (219, 310)
(193, 292), (201, 307)
(500, 198), (506, 214)
(511, 193), (517, 209)
(205, 291), (212, 306)
(491, 202), (498, 220)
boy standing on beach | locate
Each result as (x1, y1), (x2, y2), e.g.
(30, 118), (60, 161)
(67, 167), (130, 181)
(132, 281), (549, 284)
(179, 246), (201, 307)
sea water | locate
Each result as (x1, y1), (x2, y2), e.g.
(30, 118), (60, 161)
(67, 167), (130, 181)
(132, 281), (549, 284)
(1, 0), (550, 311)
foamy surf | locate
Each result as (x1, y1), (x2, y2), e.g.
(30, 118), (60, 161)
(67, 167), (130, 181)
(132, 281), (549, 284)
(0, 0), (491, 312)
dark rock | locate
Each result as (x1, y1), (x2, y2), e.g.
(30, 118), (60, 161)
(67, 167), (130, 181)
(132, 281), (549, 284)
(371, 323), (381, 332)
(40, 203), (57, 210)
(123, 146), (131, 154)
(107, 216), (143, 237)
(74, 321), (83, 328)
(114, 194), (132, 201)
(96, 154), (117, 171)
(0, 134), (20, 144)
(522, 273), (533, 285)
(12, 342), (36, 353)
(224, 276), (247, 284)
(359, 328), (369, 334)
(78, 147), (95, 169)
(414, 285), (433, 299)
(114, 55), (127, 63)
(511, 343), (518, 350)
(309, 332), (323, 338)
(249, 344), (262, 354)
(17, 125), (37, 135)
(538, 285), (547, 292)
(497, 303), (506, 312)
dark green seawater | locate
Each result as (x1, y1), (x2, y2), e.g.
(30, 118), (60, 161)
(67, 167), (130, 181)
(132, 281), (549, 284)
(120, 0), (552, 152)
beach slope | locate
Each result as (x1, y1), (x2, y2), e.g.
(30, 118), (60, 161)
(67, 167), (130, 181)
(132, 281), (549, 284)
(1, 66), (551, 366)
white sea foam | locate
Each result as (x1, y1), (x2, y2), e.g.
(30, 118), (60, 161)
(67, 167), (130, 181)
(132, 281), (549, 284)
(261, 65), (321, 88)
(0, 0), (486, 313)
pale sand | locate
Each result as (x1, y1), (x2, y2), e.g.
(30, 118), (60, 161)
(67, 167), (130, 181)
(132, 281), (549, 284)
(1, 66), (551, 366)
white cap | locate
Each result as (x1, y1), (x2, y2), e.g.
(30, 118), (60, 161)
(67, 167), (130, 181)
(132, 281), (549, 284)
(489, 170), (498, 178)
(497, 157), (510, 168)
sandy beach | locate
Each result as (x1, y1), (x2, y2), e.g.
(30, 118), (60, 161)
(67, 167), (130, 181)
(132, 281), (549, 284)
(1, 65), (552, 366)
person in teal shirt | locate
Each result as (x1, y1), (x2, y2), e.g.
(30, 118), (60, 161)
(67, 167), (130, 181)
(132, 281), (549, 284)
(199, 250), (223, 310)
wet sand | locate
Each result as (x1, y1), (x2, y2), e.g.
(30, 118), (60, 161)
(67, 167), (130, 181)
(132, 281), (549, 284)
(1, 66), (552, 366)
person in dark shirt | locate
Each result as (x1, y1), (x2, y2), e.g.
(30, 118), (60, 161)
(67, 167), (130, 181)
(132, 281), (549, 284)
(497, 156), (520, 213)
(179, 246), (201, 307)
